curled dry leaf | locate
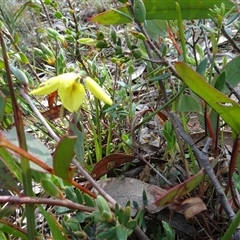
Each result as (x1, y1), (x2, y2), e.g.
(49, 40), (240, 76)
(91, 153), (137, 180)
(179, 197), (207, 220)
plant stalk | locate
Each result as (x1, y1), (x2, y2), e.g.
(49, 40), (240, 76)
(0, 29), (35, 239)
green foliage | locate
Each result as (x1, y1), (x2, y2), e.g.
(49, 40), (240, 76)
(162, 121), (177, 159)
(90, 0), (235, 24)
(175, 62), (240, 134)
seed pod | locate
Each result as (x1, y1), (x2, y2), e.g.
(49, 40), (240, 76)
(96, 41), (108, 49)
(132, 49), (142, 59)
(40, 43), (55, 58)
(133, 0), (146, 23)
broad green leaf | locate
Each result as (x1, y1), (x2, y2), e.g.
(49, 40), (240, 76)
(155, 170), (205, 206)
(214, 71), (226, 92)
(116, 225), (128, 240)
(97, 227), (117, 239)
(69, 123), (84, 164)
(0, 148), (22, 181)
(175, 62), (240, 134)
(145, 20), (168, 40)
(0, 231), (7, 240)
(0, 223), (28, 239)
(212, 55), (240, 94)
(53, 136), (76, 180)
(2, 127), (52, 172)
(176, 94), (202, 112)
(0, 157), (20, 194)
(38, 205), (68, 240)
(90, 0), (235, 25)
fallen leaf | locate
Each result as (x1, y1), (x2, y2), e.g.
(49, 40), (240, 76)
(179, 197), (207, 220)
(91, 153), (137, 180)
(97, 177), (167, 215)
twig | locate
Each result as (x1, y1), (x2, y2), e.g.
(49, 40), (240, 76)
(221, 26), (240, 53)
(170, 113), (236, 219)
(19, 88), (60, 141)
(39, 0), (53, 28)
(0, 196), (95, 212)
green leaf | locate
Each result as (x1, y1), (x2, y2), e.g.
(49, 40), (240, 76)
(0, 231), (7, 240)
(176, 94), (202, 112)
(41, 178), (63, 198)
(175, 62), (240, 134)
(83, 193), (95, 207)
(90, 0), (235, 25)
(65, 186), (77, 202)
(0, 146), (22, 182)
(9, 65), (29, 87)
(0, 223), (28, 239)
(0, 91), (6, 122)
(214, 71), (226, 92)
(155, 169), (205, 205)
(97, 227), (117, 239)
(76, 211), (85, 223)
(53, 136), (77, 180)
(145, 20), (168, 40)
(0, 157), (20, 194)
(116, 225), (128, 240)
(78, 38), (98, 46)
(38, 205), (68, 240)
(69, 123), (84, 164)
(162, 221), (175, 240)
(126, 220), (137, 230)
(212, 55), (240, 94)
(75, 188), (83, 204)
(2, 127), (52, 172)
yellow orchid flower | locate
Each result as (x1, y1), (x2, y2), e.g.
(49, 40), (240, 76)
(29, 73), (112, 113)
(84, 77), (113, 106)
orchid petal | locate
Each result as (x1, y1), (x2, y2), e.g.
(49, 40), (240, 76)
(29, 73), (79, 95)
(58, 82), (85, 112)
(84, 77), (113, 105)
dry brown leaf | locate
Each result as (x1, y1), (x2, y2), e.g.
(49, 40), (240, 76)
(180, 197), (207, 220)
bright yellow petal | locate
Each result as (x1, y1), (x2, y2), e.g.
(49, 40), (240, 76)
(29, 72), (79, 95)
(29, 77), (60, 95)
(58, 82), (85, 112)
(84, 77), (113, 105)
(56, 72), (80, 86)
